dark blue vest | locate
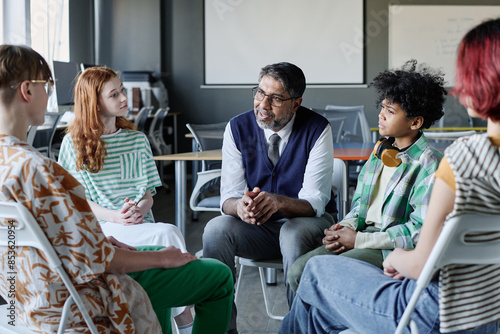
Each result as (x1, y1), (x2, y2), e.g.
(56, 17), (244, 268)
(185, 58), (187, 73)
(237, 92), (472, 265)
(230, 106), (336, 219)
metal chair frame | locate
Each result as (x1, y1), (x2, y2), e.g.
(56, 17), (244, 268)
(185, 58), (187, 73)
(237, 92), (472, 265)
(0, 201), (99, 334)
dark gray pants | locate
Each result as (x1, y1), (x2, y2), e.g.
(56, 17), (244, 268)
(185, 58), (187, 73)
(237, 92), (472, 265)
(202, 213), (334, 332)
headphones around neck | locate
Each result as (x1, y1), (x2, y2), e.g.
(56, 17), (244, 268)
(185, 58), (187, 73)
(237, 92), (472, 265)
(373, 137), (402, 167)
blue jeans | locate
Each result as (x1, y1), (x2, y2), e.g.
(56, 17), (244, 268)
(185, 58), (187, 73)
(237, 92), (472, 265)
(280, 256), (499, 334)
(203, 213), (334, 332)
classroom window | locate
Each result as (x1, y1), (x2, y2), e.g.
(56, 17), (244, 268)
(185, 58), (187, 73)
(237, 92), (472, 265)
(0, 0), (3, 45)
(30, 0), (69, 62)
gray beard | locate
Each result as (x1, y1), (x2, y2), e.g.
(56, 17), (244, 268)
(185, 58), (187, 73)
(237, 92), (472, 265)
(255, 109), (293, 131)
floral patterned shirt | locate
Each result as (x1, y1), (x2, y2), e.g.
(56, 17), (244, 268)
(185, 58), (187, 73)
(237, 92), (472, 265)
(0, 134), (161, 333)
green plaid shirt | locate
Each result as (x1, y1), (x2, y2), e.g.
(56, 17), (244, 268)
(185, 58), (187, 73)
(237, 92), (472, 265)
(344, 134), (442, 258)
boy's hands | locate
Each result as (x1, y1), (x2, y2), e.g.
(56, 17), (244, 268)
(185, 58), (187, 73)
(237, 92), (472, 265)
(323, 223), (357, 254)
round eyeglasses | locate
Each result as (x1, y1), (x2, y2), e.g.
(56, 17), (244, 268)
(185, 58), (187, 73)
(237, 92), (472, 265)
(252, 87), (295, 107)
(11, 80), (55, 97)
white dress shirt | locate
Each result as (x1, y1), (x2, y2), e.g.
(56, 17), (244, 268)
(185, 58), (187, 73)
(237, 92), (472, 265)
(220, 113), (334, 217)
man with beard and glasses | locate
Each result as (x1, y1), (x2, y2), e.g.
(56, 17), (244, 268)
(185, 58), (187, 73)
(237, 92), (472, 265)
(202, 62), (336, 334)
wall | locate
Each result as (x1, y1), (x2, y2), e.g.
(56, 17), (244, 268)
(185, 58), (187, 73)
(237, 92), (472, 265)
(70, 0), (161, 72)
(165, 0), (496, 152)
(71, 0), (497, 152)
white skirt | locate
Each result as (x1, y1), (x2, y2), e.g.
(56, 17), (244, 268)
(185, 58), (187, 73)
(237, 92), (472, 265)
(100, 221), (187, 252)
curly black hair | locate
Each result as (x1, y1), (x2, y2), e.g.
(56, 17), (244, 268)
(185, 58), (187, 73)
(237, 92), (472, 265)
(370, 60), (447, 129)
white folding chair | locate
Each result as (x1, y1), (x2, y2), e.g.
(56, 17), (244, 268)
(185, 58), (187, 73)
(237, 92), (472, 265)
(148, 107), (172, 189)
(186, 122), (226, 171)
(0, 201), (99, 334)
(395, 213), (500, 334)
(148, 107), (171, 156)
(189, 169), (221, 212)
(332, 158), (348, 220)
(186, 122), (226, 219)
(342, 213), (500, 334)
(26, 126), (38, 146)
(324, 105), (371, 143)
(32, 111), (65, 160)
(321, 105), (370, 195)
(234, 257), (285, 321)
(134, 106), (155, 133)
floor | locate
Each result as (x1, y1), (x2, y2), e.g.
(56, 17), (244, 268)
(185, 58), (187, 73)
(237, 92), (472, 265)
(152, 174), (289, 334)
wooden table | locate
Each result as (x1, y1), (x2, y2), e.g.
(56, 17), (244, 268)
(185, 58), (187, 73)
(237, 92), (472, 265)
(154, 140), (458, 235)
(154, 150), (222, 236)
(334, 143), (373, 160)
(154, 146), (375, 236)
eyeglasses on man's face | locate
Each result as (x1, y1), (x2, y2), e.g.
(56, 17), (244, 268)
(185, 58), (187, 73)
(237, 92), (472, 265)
(252, 87), (294, 108)
(11, 79), (55, 97)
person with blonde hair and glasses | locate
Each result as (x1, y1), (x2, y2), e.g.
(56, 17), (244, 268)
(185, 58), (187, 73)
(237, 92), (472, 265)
(280, 17), (500, 334)
(0, 45), (232, 334)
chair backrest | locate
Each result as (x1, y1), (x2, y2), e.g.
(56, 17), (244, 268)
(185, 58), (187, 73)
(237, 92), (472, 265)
(326, 116), (346, 143)
(33, 112), (65, 158)
(0, 201), (98, 333)
(26, 126), (38, 146)
(189, 169), (222, 212)
(148, 107), (171, 156)
(426, 213), (500, 272)
(134, 106), (154, 133)
(186, 122), (227, 171)
(186, 122), (227, 151)
(395, 213), (500, 334)
(322, 105), (371, 143)
(332, 158), (348, 220)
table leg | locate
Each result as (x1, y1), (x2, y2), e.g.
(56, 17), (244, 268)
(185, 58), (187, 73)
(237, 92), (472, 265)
(173, 114), (178, 153)
(174, 160), (187, 237)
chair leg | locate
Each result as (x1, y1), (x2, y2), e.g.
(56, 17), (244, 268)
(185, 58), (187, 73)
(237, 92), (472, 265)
(192, 211), (199, 221)
(265, 268), (277, 285)
(258, 267), (284, 320)
(234, 260), (244, 304)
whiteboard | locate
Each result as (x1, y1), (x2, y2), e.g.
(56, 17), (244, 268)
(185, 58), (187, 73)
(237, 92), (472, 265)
(204, 0), (364, 85)
(389, 5), (500, 86)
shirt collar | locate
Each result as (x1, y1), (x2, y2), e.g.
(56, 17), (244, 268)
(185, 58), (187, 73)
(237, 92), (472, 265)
(404, 132), (430, 161)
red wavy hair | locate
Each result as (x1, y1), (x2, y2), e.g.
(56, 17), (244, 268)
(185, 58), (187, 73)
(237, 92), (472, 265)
(452, 18), (500, 122)
(67, 67), (136, 172)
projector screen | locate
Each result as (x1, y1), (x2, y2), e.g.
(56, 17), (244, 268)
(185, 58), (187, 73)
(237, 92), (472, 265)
(204, 0), (364, 85)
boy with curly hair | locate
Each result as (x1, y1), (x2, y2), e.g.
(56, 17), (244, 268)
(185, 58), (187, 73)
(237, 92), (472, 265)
(288, 59), (447, 294)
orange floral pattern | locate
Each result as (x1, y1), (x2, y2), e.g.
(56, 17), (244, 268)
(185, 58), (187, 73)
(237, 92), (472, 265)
(0, 135), (161, 333)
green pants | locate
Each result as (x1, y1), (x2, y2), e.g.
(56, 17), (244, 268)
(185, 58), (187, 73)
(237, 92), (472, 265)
(128, 246), (233, 334)
(287, 228), (384, 293)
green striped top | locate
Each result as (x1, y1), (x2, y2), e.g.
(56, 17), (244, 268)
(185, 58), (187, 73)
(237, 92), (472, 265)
(58, 129), (162, 224)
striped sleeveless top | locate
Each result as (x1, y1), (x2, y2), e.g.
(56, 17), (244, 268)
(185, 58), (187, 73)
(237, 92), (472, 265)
(439, 133), (500, 332)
